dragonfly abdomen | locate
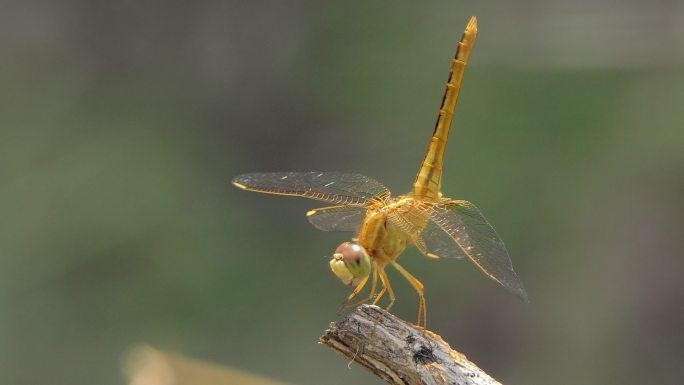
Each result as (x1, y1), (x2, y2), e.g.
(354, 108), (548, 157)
(412, 16), (477, 201)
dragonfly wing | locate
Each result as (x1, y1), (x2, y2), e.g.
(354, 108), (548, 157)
(420, 199), (528, 301)
(232, 172), (390, 206)
(416, 219), (468, 259)
(306, 205), (366, 232)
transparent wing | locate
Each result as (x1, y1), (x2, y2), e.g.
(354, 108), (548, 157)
(385, 203), (467, 260)
(306, 205), (367, 232)
(416, 219), (468, 259)
(232, 172), (390, 206)
(418, 199), (528, 301)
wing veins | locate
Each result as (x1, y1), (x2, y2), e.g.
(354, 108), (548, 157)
(232, 172), (390, 206)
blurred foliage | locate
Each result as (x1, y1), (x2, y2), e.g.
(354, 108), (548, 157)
(124, 345), (291, 385)
(0, 1), (683, 385)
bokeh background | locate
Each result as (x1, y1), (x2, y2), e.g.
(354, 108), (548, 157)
(1, 1), (683, 384)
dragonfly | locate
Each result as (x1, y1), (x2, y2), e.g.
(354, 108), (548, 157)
(232, 17), (527, 327)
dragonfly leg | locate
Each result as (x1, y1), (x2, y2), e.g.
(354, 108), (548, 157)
(347, 267), (379, 307)
(375, 268), (396, 312)
(337, 274), (370, 315)
(391, 261), (427, 328)
(372, 283), (387, 306)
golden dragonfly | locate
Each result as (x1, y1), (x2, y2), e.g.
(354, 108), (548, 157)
(233, 17), (527, 327)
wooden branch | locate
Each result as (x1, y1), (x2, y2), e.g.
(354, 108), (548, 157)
(320, 305), (502, 385)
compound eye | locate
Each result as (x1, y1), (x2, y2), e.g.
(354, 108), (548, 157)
(329, 241), (371, 287)
(334, 242), (367, 265)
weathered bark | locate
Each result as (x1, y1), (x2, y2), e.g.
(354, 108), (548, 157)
(320, 305), (502, 385)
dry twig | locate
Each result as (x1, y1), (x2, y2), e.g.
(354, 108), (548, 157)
(320, 305), (502, 385)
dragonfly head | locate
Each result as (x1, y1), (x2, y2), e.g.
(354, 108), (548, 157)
(329, 241), (371, 287)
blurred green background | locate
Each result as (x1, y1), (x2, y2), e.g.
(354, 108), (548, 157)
(1, 1), (683, 384)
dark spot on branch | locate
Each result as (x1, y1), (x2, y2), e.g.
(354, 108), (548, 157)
(413, 345), (436, 364)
